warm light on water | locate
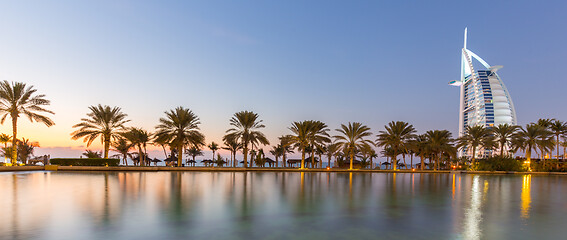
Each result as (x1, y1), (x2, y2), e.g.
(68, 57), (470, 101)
(1, 171), (566, 239)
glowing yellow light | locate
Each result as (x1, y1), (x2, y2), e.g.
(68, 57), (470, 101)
(521, 175), (532, 219)
(326, 166), (330, 170)
(412, 168), (415, 171)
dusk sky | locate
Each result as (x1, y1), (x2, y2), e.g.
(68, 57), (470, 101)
(1, 1), (566, 159)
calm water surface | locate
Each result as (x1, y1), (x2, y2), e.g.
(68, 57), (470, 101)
(1, 171), (566, 240)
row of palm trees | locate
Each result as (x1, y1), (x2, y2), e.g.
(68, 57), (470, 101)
(2, 81), (567, 170)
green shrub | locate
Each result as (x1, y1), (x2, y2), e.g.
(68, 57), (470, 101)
(50, 158), (120, 166)
(475, 156), (525, 172)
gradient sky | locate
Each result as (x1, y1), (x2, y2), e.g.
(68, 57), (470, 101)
(1, 1), (566, 159)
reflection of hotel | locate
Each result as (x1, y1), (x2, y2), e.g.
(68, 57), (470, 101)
(450, 28), (517, 157)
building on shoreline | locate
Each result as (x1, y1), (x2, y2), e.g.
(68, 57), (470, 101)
(450, 28), (517, 157)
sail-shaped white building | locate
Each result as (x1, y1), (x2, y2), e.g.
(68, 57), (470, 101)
(450, 28), (517, 157)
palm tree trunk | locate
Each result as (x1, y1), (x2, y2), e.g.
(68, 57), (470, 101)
(300, 148), (306, 169)
(311, 146), (315, 168)
(410, 154), (413, 169)
(420, 154), (425, 170)
(328, 155), (331, 169)
(161, 145), (167, 159)
(11, 117), (17, 165)
(392, 151), (398, 171)
(103, 137), (110, 159)
(557, 135), (560, 161)
(526, 148), (532, 170)
(243, 146), (248, 168)
(283, 153), (287, 168)
(176, 145), (182, 167)
(138, 146), (144, 167)
(349, 153), (354, 170)
(471, 145), (477, 166)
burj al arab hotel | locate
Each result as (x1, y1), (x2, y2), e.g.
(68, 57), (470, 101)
(450, 28), (517, 156)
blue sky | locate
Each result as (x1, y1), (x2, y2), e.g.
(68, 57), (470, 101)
(0, 0), (566, 159)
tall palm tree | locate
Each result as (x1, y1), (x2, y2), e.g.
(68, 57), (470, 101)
(225, 111), (268, 168)
(0, 81), (54, 164)
(492, 123), (519, 157)
(307, 121), (331, 168)
(376, 121), (416, 170)
(155, 107), (205, 167)
(288, 121), (312, 169)
(279, 135), (294, 168)
(222, 134), (242, 167)
(513, 124), (549, 169)
(111, 138), (133, 166)
(549, 120), (567, 160)
(425, 130), (454, 170)
(456, 125), (493, 165)
(185, 146), (204, 164)
(122, 127), (151, 166)
(536, 118), (555, 159)
(409, 134), (429, 170)
(208, 142), (219, 162)
(334, 122), (374, 170)
(71, 105), (129, 159)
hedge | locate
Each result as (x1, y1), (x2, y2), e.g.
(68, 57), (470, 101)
(50, 158), (120, 166)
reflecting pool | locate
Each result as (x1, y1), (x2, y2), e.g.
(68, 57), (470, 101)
(1, 171), (566, 239)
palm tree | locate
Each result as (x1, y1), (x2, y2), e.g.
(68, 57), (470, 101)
(122, 127), (151, 166)
(325, 142), (339, 169)
(269, 144), (284, 168)
(185, 146), (204, 165)
(17, 138), (39, 164)
(82, 149), (102, 158)
(155, 107), (205, 167)
(456, 125), (493, 165)
(288, 121), (312, 169)
(492, 123), (519, 157)
(208, 142), (219, 162)
(222, 134), (242, 167)
(536, 118), (555, 159)
(307, 121), (331, 168)
(549, 120), (567, 160)
(225, 111), (268, 168)
(409, 134), (429, 170)
(425, 130), (454, 170)
(361, 144), (377, 169)
(111, 138), (133, 166)
(279, 135), (294, 168)
(376, 121), (416, 171)
(71, 105), (129, 159)
(513, 124), (549, 169)
(153, 136), (170, 159)
(0, 81), (54, 164)
(334, 122), (374, 170)
(0, 133), (11, 163)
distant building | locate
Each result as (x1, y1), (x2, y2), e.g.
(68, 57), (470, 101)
(450, 28), (517, 157)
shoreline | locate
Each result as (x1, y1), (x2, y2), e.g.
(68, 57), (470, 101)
(1, 166), (567, 175)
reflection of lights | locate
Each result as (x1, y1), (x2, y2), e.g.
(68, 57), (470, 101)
(521, 175), (531, 219)
(464, 175), (483, 240)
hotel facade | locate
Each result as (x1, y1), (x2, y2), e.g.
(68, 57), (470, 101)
(450, 29), (517, 157)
